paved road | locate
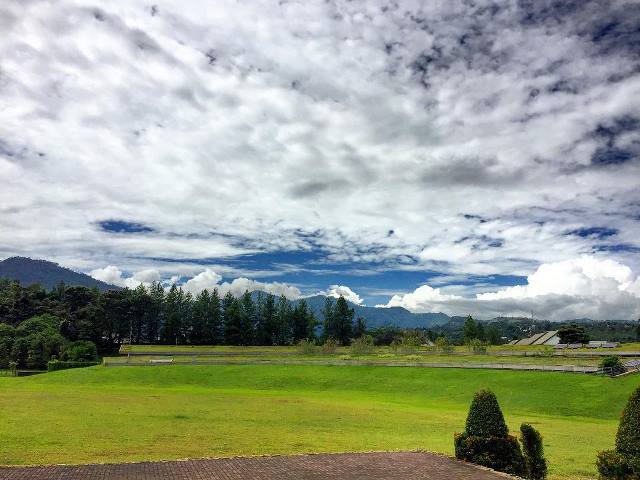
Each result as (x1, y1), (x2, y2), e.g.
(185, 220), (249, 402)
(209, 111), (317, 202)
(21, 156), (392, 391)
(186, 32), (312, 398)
(0, 452), (515, 480)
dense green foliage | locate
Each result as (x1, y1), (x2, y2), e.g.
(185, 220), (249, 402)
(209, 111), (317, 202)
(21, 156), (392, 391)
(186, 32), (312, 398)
(465, 390), (509, 437)
(596, 451), (640, 480)
(597, 386), (640, 479)
(47, 360), (100, 371)
(558, 323), (590, 344)
(454, 433), (525, 476)
(615, 386), (640, 458)
(521, 423), (548, 480)
(0, 280), (378, 368)
(456, 389), (525, 476)
(600, 356), (623, 370)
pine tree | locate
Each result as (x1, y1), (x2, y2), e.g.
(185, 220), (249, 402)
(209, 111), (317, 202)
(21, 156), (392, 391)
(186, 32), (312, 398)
(275, 294), (292, 345)
(463, 316), (478, 344)
(207, 288), (222, 345)
(190, 289), (210, 344)
(353, 317), (366, 338)
(161, 285), (182, 345)
(239, 290), (256, 345)
(333, 296), (354, 345)
(222, 292), (242, 345)
(322, 297), (336, 341)
(291, 299), (315, 342)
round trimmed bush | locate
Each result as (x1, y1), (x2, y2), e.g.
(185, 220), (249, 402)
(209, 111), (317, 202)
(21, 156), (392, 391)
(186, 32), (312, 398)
(454, 432), (525, 476)
(465, 389), (509, 437)
(616, 386), (640, 458)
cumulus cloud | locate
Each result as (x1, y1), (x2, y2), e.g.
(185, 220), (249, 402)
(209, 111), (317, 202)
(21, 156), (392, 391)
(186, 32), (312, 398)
(90, 265), (160, 288)
(379, 256), (640, 320)
(93, 266), (302, 299)
(321, 285), (364, 305)
(1, 0), (639, 308)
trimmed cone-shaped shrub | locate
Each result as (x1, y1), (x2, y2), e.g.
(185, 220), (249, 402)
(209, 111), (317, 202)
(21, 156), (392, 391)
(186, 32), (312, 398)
(455, 433), (525, 476)
(616, 386), (640, 458)
(465, 389), (509, 437)
(520, 423), (547, 480)
(597, 386), (640, 479)
(455, 389), (524, 476)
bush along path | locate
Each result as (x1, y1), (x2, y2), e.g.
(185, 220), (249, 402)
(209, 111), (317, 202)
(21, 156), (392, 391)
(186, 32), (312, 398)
(454, 389), (547, 479)
(597, 385), (640, 479)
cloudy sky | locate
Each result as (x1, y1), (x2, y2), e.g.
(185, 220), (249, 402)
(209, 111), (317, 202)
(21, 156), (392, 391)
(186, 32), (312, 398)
(1, 0), (640, 320)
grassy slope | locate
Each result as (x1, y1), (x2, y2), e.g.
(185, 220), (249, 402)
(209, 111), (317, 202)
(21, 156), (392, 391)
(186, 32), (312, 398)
(0, 365), (638, 480)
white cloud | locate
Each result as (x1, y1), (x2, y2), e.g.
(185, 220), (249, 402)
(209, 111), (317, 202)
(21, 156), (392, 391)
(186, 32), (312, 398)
(380, 285), (461, 311)
(90, 265), (161, 288)
(182, 268), (222, 294)
(321, 285), (364, 305)
(0, 0), (639, 301)
(379, 256), (640, 320)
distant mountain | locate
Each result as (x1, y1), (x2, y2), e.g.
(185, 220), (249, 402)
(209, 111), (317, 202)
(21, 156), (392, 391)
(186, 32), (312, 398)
(297, 295), (450, 329)
(0, 256), (118, 291)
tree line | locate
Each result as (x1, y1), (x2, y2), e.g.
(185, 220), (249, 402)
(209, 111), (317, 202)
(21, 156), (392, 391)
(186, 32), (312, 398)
(0, 279), (365, 368)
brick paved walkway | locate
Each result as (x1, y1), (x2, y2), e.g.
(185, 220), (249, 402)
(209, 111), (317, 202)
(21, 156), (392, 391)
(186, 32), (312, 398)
(0, 452), (515, 480)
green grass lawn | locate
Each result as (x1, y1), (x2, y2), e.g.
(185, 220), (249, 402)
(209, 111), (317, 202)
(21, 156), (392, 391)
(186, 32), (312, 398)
(0, 365), (638, 480)
(106, 352), (605, 366)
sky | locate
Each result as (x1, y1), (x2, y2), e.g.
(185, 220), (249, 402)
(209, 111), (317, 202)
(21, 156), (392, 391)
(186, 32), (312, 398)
(1, 0), (640, 320)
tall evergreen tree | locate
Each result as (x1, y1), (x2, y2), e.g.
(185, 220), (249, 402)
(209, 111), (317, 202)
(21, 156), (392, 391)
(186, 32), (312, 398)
(147, 282), (165, 343)
(274, 294), (292, 345)
(161, 285), (183, 345)
(257, 293), (276, 345)
(463, 315), (478, 344)
(291, 299), (315, 342)
(190, 289), (210, 344)
(332, 296), (354, 345)
(239, 290), (256, 345)
(223, 292), (243, 345)
(206, 288), (223, 344)
(322, 297), (336, 340)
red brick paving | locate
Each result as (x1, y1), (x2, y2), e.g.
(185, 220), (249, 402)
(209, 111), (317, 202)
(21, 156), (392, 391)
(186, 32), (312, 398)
(0, 452), (516, 480)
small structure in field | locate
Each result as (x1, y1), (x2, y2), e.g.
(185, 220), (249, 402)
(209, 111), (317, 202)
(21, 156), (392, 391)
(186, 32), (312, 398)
(511, 330), (560, 347)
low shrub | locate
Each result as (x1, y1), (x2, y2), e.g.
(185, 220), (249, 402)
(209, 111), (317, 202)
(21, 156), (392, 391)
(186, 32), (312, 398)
(390, 335), (420, 354)
(600, 355), (624, 371)
(520, 423), (547, 479)
(296, 339), (318, 355)
(61, 340), (98, 362)
(597, 386), (640, 479)
(596, 450), (640, 480)
(468, 338), (488, 355)
(454, 433), (525, 476)
(455, 389), (525, 476)
(435, 336), (453, 354)
(320, 338), (339, 354)
(47, 360), (99, 372)
(350, 335), (374, 356)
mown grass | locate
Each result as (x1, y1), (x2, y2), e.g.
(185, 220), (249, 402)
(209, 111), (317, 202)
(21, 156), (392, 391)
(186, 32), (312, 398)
(0, 364), (637, 480)
(106, 353), (605, 366)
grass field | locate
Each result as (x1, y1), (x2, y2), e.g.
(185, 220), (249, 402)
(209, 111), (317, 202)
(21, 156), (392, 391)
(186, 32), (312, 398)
(0, 365), (638, 479)
(106, 353), (605, 366)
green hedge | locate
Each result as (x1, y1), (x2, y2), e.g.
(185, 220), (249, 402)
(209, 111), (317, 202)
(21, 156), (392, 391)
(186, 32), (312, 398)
(454, 432), (525, 476)
(47, 360), (99, 372)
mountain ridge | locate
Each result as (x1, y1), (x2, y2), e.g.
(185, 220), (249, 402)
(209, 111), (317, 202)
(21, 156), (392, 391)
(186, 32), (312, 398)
(0, 256), (119, 291)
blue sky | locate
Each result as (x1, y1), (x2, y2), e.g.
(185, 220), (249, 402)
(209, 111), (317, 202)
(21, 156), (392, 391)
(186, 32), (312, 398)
(1, 0), (640, 319)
